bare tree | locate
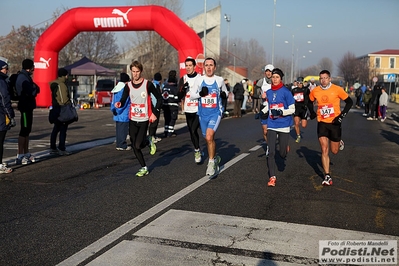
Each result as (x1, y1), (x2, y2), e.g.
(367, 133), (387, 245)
(0, 25), (41, 73)
(121, 0), (183, 79)
(318, 57), (333, 74)
(337, 51), (360, 86)
(0, 6), (120, 72)
(220, 37), (267, 81)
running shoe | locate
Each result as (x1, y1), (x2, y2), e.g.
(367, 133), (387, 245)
(339, 140), (344, 151)
(0, 163), (12, 174)
(295, 135), (301, 143)
(116, 146), (132, 151)
(136, 167), (149, 177)
(148, 136), (156, 155)
(267, 176), (276, 187)
(322, 174), (333, 186)
(152, 136), (162, 143)
(16, 156), (31, 165)
(194, 150), (203, 164)
(206, 156), (221, 176)
(50, 149), (59, 154)
(25, 154), (36, 163)
(58, 150), (72, 156)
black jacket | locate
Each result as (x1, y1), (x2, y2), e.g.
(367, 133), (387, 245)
(233, 83), (244, 100)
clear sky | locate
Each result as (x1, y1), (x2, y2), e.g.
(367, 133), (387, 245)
(2, 0), (399, 73)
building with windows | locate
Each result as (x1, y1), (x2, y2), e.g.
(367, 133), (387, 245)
(359, 49), (399, 94)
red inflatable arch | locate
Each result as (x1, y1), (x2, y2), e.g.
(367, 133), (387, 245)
(33, 5), (203, 107)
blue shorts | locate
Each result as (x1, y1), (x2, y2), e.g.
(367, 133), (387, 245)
(261, 118), (268, 125)
(199, 113), (221, 136)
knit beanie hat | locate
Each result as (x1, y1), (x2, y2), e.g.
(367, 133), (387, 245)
(58, 68), (69, 77)
(120, 73), (130, 82)
(154, 72), (162, 81)
(272, 68), (284, 79)
(22, 59), (34, 69)
(0, 60), (8, 70)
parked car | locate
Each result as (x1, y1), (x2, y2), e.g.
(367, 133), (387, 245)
(94, 79), (115, 106)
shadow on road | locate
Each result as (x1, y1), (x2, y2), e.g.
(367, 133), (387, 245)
(295, 146), (324, 178)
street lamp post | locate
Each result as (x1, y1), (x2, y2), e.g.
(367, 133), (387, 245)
(233, 43), (236, 84)
(224, 14), (231, 62)
(203, 0), (207, 56)
(276, 24), (312, 83)
(295, 41), (311, 78)
(271, 0), (276, 65)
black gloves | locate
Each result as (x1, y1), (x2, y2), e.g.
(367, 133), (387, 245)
(199, 86), (208, 97)
(220, 91), (227, 99)
(270, 109), (283, 117)
(332, 113), (346, 125)
(260, 110), (269, 120)
(10, 118), (16, 127)
(183, 82), (189, 91)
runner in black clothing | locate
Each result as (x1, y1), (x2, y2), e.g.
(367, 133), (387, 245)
(291, 77), (310, 143)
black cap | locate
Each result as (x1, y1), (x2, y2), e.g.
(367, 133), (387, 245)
(272, 68), (284, 79)
(22, 59), (34, 70)
(120, 73), (130, 82)
(154, 72), (162, 81)
(58, 68), (69, 77)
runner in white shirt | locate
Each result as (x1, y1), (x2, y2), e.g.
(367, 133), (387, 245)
(190, 58), (228, 177)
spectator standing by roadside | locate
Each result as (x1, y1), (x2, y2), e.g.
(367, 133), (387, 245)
(162, 70), (179, 138)
(222, 78), (230, 117)
(379, 87), (388, 122)
(232, 81), (244, 118)
(149, 72), (163, 143)
(362, 86), (372, 117)
(241, 79), (249, 113)
(110, 73), (132, 151)
(49, 68), (74, 155)
(355, 86), (362, 108)
(114, 61), (162, 177)
(367, 85), (382, 120)
(0, 60), (16, 173)
(261, 68), (295, 187)
(190, 57), (228, 176)
(177, 57), (203, 164)
(15, 59), (40, 165)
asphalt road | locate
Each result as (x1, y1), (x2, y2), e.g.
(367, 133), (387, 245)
(1, 100), (399, 265)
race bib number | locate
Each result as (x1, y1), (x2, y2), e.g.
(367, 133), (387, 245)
(130, 103), (146, 118)
(294, 92), (304, 102)
(319, 104), (335, 118)
(186, 93), (198, 107)
(201, 93), (217, 108)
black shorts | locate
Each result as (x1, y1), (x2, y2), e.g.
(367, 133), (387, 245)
(317, 122), (341, 142)
(294, 106), (307, 120)
(19, 110), (33, 137)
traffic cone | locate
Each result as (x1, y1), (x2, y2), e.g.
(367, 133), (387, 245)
(79, 104), (84, 110)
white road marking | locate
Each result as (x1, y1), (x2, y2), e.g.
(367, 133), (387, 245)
(57, 143), (253, 266)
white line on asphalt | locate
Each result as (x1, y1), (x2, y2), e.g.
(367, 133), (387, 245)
(56, 146), (255, 266)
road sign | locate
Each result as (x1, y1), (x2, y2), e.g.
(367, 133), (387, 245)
(385, 73), (396, 82)
(372, 76), (378, 82)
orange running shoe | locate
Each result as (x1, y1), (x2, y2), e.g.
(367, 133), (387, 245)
(267, 176), (276, 187)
